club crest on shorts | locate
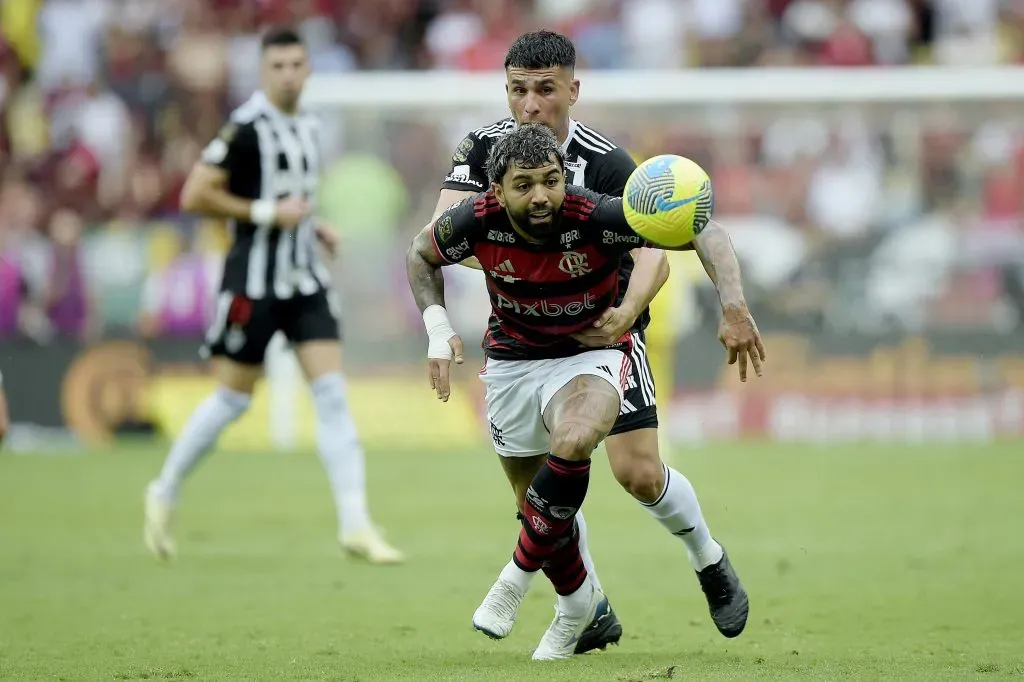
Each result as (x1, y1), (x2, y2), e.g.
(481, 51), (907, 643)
(530, 514), (551, 535)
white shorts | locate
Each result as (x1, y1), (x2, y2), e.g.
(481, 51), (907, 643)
(479, 349), (628, 458)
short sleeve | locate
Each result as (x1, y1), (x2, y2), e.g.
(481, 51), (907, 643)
(430, 195), (481, 264)
(591, 194), (648, 254)
(200, 120), (257, 176)
(440, 132), (490, 192)
(590, 147), (638, 198)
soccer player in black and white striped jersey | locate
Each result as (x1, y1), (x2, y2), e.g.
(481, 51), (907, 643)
(143, 27), (402, 565)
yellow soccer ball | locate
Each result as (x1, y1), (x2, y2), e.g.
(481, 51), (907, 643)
(623, 155), (714, 248)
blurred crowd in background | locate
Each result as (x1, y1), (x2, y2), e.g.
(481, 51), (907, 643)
(1, 0), (1023, 352)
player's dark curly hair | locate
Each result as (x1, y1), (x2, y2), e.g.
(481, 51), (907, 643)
(504, 30), (576, 70)
(486, 124), (566, 184)
(262, 26), (304, 51)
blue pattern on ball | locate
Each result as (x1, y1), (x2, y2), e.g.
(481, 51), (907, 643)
(626, 156), (677, 216)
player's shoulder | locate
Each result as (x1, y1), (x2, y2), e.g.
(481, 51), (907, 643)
(569, 121), (623, 156)
(564, 184), (606, 207)
(469, 117), (517, 142)
(438, 189), (495, 221)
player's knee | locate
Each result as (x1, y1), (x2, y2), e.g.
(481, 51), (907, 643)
(549, 421), (604, 461)
(215, 386), (252, 421)
(610, 449), (665, 503)
(310, 372), (347, 413)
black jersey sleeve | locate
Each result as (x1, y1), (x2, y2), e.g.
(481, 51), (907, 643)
(430, 195), (481, 264)
(440, 132), (490, 192)
(590, 146), (638, 197)
(200, 120), (258, 177)
(591, 194), (648, 254)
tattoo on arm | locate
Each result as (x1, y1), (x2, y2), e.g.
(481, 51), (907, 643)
(407, 227), (447, 312)
(691, 221), (746, 310)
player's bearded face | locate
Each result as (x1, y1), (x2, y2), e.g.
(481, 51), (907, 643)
(262, 45), (311, 112)
(506, 67), (579, 141)
(497, 160), (566, 241)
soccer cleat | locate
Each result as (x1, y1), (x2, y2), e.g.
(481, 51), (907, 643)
(696, 546), (749, 638)
(472, 579), (525, 639)
(574, 596), (622, 654)
(340, 527), (405, 565)
(532, 583), (600, 661)
(143, 482), (176, 560)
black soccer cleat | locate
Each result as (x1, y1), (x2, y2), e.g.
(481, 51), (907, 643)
(574, 596), (623, 654)
(696, 546), (749, 638)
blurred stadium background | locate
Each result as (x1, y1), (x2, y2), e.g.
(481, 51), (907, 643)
(1, 1), (1023, 680)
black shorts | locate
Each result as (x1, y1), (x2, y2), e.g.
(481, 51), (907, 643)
(202, 289), (341, 365)
(609, 329), (658, 436)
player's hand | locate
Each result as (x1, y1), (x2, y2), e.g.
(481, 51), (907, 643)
(314, 221), (339, 258)
(427, 334), (464, 402)
(275, 196), (311, 228)
(571, 304), (637, 347)
(719, 305), (765, 382)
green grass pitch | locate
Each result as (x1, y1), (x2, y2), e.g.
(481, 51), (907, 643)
(0, 440), (1022, 681)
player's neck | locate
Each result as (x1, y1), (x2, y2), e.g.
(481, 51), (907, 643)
(554, 120), (571, 146)
(262, 91), (298, 116)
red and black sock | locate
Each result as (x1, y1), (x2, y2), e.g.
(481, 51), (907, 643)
(513, 455), (591, 595)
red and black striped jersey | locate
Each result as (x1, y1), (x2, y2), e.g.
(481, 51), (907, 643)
(431, 185), (648, 360)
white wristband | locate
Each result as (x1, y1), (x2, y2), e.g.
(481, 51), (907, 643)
(422, 304), (457, 360)
(250, 199), (276, 228)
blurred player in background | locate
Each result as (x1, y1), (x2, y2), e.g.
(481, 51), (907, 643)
(410, 124), (763, 659)
(143, 27), (403, 565)
(0, 369), (8, 447)
(432, 30), (746, 650)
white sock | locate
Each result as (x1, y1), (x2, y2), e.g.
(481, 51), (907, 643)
(154, 387), (251, 501)
(575, 511), (604, 593)
(557, 577), (595, 618)
(642, 464), (724, 571)
(499, 559), (534, 594)
(310, 373), (372, 538)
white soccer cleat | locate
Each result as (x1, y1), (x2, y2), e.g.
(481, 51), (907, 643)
(340, 527), (405, 565)
(143, 482), (176, 560)
(472, 579), (526, 640)
(532, 583), (601, 661)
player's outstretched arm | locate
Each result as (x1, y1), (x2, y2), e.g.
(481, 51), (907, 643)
(407, 225), (464, 401)
(690, 221), (766, 382)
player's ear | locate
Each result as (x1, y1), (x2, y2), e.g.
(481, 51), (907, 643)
(492, 182), (506, 207)
(569, 78), (580, 107)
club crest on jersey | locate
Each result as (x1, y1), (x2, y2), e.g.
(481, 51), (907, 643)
(558, 251), (591, 278)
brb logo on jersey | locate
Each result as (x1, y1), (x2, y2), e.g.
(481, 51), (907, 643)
(558, 251), (591, 277)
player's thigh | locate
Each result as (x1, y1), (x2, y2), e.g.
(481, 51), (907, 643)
(282, 291), (343, 381)
(498, 453), (547, 510)
(479, 358), (550, 460)
(540, 350), (627, 457)
(202, 291), (277, 387)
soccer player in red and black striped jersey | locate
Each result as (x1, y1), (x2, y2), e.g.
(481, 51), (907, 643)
(407, 124), (764, 660)
(429, 30), (760, 656)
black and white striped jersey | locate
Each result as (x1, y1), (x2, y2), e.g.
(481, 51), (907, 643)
(200, 91), (330, 301)
(440, 117), (649, 333)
